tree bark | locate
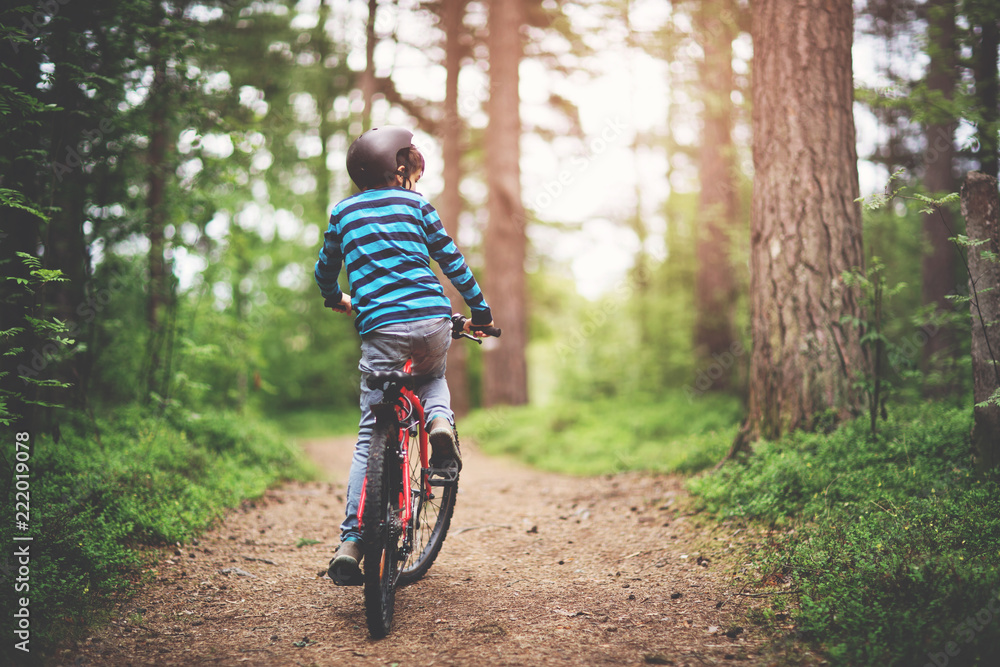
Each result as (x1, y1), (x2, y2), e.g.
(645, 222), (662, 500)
(361, 0), (377, 132)
(920, 0), (958, 388)
(316, 0), (333, 220)
(960, 171), (1000, 475)
(42, 13), (90, 403)
(483, 0), (528, 406)
(973, 11), (999, 178)
(694, 0), (739, 392)
(733, 0), (867, 452)
(146, 45), (170, 398)
(439, 0), (471, 417)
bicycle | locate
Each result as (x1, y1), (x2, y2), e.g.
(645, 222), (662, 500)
(359, 314), (501, 638)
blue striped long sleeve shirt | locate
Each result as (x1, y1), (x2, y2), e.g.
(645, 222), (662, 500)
(315, 187), (492, 335)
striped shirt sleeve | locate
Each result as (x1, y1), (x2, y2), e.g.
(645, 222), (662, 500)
(314, 214), (345, 302)
(421, 203), (492, 324)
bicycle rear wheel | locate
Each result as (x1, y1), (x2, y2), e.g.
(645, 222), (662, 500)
(398, 425), (457, 586)
(361, 422), (401, 638)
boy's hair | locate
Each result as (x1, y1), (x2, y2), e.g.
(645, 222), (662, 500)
(395, 146), (424, 189)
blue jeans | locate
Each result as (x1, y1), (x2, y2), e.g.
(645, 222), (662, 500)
(341, 317), (453, 542)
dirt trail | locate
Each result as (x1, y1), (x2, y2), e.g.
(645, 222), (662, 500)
(60, 438), (762, 666)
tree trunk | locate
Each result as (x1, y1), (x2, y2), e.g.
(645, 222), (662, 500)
(920, 0), (958, 389)
(973, 12), (999, 178)
(361, 0), (377, 132)
(960, 171), (1000, 475)
(694, 0), (739, 393)
(146, 46), (170, 398)
(316, 0), (333, 220)
(43, 18), (90, 403)
(440, 0), (471, 417)
(483, 0), (528, 406)
(733, 0), (866, 453)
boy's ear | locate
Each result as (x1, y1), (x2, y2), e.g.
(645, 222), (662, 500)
(394, 166), (409, 187)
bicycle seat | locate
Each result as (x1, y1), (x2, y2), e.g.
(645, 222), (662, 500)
(366, 370), (419, 390)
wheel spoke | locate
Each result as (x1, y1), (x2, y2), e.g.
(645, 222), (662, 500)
(398, 427), (457, 586)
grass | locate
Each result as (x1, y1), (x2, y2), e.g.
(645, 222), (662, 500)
(459, 390), (743, 476)
(686, 403), (1000, 666)
(0, 405), (315, 663)
(460, 391), (1000, 665)
(12, 387), (991, 665)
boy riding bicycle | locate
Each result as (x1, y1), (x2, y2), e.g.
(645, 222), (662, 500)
(314, 126), (495, 585)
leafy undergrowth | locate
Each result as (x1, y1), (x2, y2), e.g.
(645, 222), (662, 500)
(687, 403), (1000, 666)
(460, 391), (742, 476)
(0, 406), (315, 663)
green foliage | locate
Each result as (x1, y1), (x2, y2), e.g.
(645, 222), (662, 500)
(0, 189), (46, 220)
(0, 406), (314, 661)
(977, 387), (1000, 410)
(0, 251), (73, 427)
(460, 391), (742, 476)
(841, 257), (910, 439)
(688, 404), (1000, 666)
(855, 168), (909, 212)
(533, 192), (719, 405)
(857, 175), (971, 401)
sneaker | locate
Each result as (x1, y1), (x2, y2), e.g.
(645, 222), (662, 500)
(327, 539), (363, 586)
(428, 417), (462, 472)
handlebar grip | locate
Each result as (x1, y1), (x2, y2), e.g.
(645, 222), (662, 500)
(473, 325), (502, 338)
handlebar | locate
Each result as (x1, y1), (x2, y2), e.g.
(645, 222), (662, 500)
(450, 314), (501, 344)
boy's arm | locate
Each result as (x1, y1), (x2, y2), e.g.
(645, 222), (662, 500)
(314, 216), (346, 304)
(422, 204), (492, 324)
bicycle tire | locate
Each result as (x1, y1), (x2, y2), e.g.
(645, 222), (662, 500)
(361, 421), (400, 638)
(398, 426), (458, 586)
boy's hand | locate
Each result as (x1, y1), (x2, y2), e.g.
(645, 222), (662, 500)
(325, 293), (352, 313)
(465, 319), (495, 338)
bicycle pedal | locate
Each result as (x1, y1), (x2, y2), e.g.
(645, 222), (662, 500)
(426, 464), (459, 485)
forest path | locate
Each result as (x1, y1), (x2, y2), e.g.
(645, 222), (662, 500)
(63, 437), (761, 666)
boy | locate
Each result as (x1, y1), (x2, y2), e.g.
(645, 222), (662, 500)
(314, 126), (495, 585)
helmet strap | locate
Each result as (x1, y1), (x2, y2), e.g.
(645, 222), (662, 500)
(396, 165), (412, 190)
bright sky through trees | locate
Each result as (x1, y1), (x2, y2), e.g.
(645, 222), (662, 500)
(176, 1), (956, 300)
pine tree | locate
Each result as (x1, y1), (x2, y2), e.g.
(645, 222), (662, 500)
(734, 0), (867, 451)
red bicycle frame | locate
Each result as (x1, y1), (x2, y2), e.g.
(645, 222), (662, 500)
(356, 359), (429, 548)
